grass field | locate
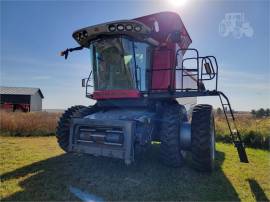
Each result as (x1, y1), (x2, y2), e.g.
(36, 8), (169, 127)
(1, 111), (269, 149)
(215, 114), (270, 149)
(0, 136), (269, 201)
(0, 111), (59, 136)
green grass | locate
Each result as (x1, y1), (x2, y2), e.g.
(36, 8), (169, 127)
(0, 136), (269, 201)
(215, 115), (270, 149)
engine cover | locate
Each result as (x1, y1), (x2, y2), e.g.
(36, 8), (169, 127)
(69, 108), (156, 164)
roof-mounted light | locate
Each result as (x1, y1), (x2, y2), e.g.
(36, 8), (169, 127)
(74, 30), (88, 42)
(83, 30), (88, 37)
(77, 32), (83, 41)
(108, 24), (116, 32)
(134, 25), (142, 32)
(75, 34), (80, 41)
(117, 24), (124, 31)
(73, 20), (152, 46)
(125, 24), (133, 31)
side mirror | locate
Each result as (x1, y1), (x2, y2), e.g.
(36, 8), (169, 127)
(82, 78), (86, 87)
(60, 49), (69, 59)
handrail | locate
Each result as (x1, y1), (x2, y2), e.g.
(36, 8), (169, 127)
(86, 71), (93, 96)
(148, 48), (219, 92)
(84, 48), (220, 95)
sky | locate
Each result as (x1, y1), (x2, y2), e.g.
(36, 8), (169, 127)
(1, 0), (269, 111)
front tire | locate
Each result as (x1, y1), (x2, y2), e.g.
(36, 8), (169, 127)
(56, 105), (86, 152)
(191, 104), (215, 172)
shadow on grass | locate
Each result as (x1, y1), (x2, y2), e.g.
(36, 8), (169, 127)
(1, 145), (240, 201)
(247, 178), (269, 202)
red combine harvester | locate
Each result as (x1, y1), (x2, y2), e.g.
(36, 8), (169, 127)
(58, 12), (248, 171)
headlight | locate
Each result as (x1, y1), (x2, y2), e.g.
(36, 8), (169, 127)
(83, 30), (88, 37)
(75, 34), (80, 41)
(117, 24), (124, 31)
(134, 25), (142, 32)
(125, 24), (133, 31)
(77, 33), (82, 41)
(108, 24), (116, 32)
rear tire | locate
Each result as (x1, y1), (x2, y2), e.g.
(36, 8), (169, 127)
(191, 104), (215, 172)
(160, 102), (186, 167)
(56, 105), (91, 152)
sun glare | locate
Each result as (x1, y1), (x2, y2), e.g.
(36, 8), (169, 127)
(169, 0), (187, 7)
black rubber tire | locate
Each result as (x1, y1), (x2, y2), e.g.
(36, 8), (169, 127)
(191, 104), (215, 172)
(160, 102), (186, 167)
(178, 104), (188, 122)
(56, 105), (87, 152)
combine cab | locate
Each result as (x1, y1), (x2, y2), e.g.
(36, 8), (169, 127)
(57, 12), (248, 171)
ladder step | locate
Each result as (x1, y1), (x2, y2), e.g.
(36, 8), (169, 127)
(235, 141), (249, 163)
(218, 91), (249, 163)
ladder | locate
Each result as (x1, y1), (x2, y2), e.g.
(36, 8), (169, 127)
(218, 92), (249, 163)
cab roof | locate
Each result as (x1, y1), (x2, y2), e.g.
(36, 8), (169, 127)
(73, 11), (192, 50)
(134, 11), (192, 50)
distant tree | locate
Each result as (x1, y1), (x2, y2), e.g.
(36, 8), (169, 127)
(256, 108), (265, 118)
(266, 108), (270, 117)
(216, 107), (223, 115)
(251, 109), (256, 117)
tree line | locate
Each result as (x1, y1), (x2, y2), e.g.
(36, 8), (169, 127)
(215, 107), (270, 118)
(251, 108), (270, 118)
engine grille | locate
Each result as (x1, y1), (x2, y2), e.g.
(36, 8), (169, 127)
(69, 118), (135, 165)
(77, 126), (124, 146)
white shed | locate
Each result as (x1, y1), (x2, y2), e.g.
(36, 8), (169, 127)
(0, 86), (44, 112)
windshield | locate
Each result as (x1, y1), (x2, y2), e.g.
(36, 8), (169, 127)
(90, 36), (151, 91)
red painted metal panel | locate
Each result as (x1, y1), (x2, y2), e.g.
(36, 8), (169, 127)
(135, 12), (191, 91)
(93, 90), (140, 100)
(151, 48), (175, 90)
(134, 11), (192, 51)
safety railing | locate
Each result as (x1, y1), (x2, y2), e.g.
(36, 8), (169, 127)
(147, 48), (219, 93)
(85, 70), (94, 97)
(84, 48), (219, 96)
